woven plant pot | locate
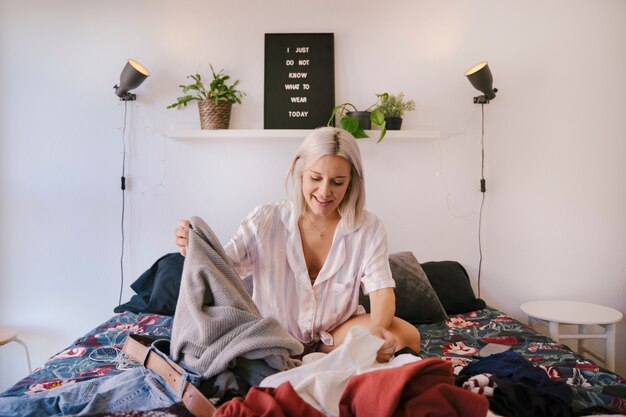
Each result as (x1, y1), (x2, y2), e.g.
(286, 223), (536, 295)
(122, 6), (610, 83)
(198, 100), (232, 129)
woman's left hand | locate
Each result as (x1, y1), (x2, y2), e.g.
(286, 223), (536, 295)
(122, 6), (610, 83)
(371, 326), (397, 362)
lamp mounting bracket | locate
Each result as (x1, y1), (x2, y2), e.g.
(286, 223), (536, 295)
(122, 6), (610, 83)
(473, 88), (498, 104)
(113, 85), (137, 101)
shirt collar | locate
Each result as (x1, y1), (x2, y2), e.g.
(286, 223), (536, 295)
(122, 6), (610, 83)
(281, 200), (364, 238)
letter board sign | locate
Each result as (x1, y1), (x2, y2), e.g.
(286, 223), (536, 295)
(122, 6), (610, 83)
(264, 33), (335, 129)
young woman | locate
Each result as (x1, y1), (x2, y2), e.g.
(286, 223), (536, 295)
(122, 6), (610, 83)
(175, 126), (420, 362)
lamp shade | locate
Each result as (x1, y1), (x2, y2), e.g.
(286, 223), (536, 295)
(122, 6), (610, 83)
(114, 58), (150, 100)
(465, 61), (497, 102)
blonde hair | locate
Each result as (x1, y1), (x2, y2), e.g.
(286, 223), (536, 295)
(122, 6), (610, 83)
(286, 127), (365, 230)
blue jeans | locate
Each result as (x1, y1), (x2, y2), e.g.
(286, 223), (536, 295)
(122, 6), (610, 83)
(0, 340), (199, 416)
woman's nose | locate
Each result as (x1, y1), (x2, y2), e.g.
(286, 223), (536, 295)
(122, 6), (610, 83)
(319, 180), (332, 197)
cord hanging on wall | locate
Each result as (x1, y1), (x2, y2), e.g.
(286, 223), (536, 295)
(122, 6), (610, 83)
(113, 58), (150, 306)
(464, 61), (498, 298)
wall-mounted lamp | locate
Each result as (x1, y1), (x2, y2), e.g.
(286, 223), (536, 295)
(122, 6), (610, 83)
(464, 61), (497, 104)
(113, 58), (150, 306)
(114, 58), (150, 101)
(464, 61), (500, 299)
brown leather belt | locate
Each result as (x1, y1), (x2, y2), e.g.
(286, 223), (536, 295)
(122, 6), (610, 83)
(122, 334), (216, 417)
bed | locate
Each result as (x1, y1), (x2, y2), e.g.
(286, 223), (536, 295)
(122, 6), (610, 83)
(1, 252), (624, 417)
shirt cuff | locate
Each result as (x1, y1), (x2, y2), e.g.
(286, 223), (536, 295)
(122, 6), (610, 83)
(319, 331), (334, 346)
(362, 279), (395, 295)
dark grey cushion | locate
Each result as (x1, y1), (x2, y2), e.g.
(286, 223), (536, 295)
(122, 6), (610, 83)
(420, 260), (486, 314)
(359, 251), (448, 324)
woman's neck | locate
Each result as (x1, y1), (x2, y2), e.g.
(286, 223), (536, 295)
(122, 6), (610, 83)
(302, 209), (340, 238)
(305, 208), (340, 221)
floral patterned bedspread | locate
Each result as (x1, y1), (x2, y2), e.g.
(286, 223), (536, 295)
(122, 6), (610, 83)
(415, 307), (626, 415)
(1, 308), (624, 415)
(0, 312), (173, 398)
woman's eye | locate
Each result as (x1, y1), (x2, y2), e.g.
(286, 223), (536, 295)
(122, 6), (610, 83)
(333, 182), (345, 186)
(311, 177), (321, 182)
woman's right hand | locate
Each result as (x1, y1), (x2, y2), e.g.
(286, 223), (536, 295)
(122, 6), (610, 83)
(174, 220), (190, 256)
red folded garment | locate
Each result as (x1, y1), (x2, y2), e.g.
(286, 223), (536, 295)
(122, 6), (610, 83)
(214, 381), (325, 417)
(339, 358), (489, 417)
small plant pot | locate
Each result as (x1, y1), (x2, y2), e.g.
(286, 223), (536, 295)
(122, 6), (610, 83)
(346, 111), (372, 130)
(198, 100), (232, 129)
(384, 117), (403, 130)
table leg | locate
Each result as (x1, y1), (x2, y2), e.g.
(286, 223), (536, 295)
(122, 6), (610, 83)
(548, 321), (560, 342)
(578, 324), (585, 354)
(605, 323), (616, 372)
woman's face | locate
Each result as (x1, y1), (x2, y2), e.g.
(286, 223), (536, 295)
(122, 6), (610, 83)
(301, 155), (352, 217)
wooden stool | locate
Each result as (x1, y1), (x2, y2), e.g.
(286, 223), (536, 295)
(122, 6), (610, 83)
(0, 327), (32, 373)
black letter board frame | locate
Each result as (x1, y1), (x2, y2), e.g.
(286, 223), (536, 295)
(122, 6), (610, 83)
(264, 33), (335, 129)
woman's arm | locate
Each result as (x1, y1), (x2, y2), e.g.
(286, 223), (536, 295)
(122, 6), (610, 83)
(368, 287), (397, 362)
(368, 287), (395, 330)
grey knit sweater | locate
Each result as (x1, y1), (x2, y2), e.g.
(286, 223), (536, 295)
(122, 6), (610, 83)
(170, 216), (303, 383)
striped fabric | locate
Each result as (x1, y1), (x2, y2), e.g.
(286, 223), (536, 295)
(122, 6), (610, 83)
(225, 201), (395, 346)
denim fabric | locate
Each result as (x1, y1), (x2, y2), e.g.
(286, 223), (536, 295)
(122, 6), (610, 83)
(0, 339), (200, 416)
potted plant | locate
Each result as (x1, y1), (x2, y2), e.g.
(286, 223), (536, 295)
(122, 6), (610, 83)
(327, 93), (388, 143)
(167, 65), (245, 129)
(376, 92), (415, 130)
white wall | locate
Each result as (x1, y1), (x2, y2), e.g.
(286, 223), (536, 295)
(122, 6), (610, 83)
(1, 0), (625, 390)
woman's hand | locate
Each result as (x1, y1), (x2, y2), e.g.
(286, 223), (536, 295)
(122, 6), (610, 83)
(370, 326), (397, 363)
(174, 220), (190, 256)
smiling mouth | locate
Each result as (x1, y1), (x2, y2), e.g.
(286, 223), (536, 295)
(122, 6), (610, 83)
(313, 196), (333, 205)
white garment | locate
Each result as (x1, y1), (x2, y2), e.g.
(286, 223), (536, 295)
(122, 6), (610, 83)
(224, 201), (395, 345)
(260, 326), (421, 417)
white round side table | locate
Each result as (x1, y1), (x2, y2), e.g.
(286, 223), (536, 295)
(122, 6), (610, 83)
(520, 300), (623, 372)
(0, 327), (32, 373)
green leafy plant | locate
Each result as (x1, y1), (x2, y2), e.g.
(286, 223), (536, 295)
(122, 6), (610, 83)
(376, 92), (415, 118)
(327, 93), (388, 143)
(167, 65), (245, 109)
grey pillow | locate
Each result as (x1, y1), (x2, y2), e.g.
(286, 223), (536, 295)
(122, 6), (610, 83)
(359, 251), (448, 324)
